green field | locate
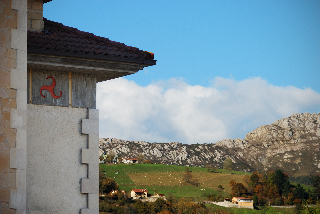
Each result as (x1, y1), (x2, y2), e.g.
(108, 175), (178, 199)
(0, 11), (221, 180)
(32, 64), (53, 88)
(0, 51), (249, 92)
(99, 163), (319, 213)
(100, 163), (249, 200)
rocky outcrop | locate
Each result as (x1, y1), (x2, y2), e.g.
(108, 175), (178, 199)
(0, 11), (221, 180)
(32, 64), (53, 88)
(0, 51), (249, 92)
(99, 113), (320, 175)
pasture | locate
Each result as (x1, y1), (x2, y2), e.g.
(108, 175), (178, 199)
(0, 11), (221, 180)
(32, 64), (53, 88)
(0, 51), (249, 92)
(100, 163), (249, 199)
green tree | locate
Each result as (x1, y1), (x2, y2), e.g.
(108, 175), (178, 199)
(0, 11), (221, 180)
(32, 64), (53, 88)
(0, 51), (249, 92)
(166, 192), (176, 204)
(136, 154), (145, 163)
(231, 182), (247, 197)
(99, 168), (118, 194)
(174, 198), (204, 214)
(106, 151), (115, 163)
(217, 185), (224, 192)
(253, 194), (259, 205)
(143, 159), (154, 164)
(282, 179), (292, 196)
(293, 184), (309, 200)
(229, 179), (236, 188)
(135, 200), (148, 214)
(312, 174), (320, 200)
(153, 198), (167, 213)
(274, 197), (284, 206)
(183, 171), (199, 186)
(272, 169), (288, 195)
(206, 165), (216, 173)
(223, 158), (233, 171)
(250, 172), (260, 187)
(118, 157), (122, 163)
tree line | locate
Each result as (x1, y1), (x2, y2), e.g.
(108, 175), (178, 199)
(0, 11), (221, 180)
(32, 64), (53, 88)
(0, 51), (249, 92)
(229, 169), (320, 206)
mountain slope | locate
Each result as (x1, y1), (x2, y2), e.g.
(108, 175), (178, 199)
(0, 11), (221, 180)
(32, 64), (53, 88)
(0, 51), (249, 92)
(99, 113), (320, 175)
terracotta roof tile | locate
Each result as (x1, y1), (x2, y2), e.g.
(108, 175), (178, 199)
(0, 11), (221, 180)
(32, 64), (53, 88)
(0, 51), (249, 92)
(28, 18), (155, 65)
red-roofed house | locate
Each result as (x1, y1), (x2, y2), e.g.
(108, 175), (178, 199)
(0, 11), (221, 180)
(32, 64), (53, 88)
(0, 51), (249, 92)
(131, 189), (148, 199)
(122, 158), (138, 164)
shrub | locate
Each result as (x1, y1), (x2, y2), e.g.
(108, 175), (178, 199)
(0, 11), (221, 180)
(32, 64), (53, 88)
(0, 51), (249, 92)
(275, 197), (284, 206)
(253, 194), (259, 205)
(99, 202), (112, 212)
(143, 160), (153, 164)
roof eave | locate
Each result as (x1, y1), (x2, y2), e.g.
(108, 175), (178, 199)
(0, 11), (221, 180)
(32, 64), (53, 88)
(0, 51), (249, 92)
(28, 48), (156, 66)
(27, 53), (154, 82)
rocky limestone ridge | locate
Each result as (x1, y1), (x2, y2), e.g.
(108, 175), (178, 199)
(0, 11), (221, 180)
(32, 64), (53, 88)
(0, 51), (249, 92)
(99, 113), (320, 175)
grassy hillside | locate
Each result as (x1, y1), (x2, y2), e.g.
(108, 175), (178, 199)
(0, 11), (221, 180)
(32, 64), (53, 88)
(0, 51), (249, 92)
(100, 163), (249, 200)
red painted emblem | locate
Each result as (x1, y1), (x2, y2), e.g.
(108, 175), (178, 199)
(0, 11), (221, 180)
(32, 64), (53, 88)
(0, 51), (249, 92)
(40, 76), (62, 98)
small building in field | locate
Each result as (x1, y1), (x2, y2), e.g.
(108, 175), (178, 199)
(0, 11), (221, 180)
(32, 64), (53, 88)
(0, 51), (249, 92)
(224, 198), (231, 202)
(123, 158), (138, 164)
(131, 189), (148, 199)
(232, 197), (253, 208)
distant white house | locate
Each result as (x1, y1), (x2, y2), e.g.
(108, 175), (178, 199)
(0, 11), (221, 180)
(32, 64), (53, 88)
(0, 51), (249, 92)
(122, 158), (138, 164)
(131, 189), (148, 199)
(232, 197), (253, 209)
(214, 197), (253, 209)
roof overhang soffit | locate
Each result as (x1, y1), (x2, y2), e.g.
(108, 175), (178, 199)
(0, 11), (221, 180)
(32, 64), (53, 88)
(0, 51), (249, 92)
(27, 53), (149, 82)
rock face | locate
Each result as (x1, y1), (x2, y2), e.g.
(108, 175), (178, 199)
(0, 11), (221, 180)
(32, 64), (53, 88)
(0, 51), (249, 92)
(99, 113), (320, 175)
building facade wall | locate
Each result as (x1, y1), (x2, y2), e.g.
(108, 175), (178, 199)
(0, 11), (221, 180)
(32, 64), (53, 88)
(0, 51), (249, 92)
(26, 68), (99, 213)
(27, 104), (88, 213)
(26, 66), (99, 213)
(0, 0), (27, 213)
(1, 0), (103, 213)
(238, 201), (253, 206)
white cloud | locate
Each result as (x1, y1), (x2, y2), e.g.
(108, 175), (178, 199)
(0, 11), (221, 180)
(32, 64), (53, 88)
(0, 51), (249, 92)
(97, 77), (320, 144)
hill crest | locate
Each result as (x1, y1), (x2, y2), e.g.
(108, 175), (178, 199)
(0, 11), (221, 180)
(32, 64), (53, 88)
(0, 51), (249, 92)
(99, 113), (320, 175)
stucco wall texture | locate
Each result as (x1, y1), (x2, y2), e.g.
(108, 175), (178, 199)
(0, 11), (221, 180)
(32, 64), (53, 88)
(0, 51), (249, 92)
(27, 104), (87, 213)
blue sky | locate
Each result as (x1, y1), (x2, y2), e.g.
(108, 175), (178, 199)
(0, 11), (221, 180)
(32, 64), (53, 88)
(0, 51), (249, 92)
(44, 1), (320, 144)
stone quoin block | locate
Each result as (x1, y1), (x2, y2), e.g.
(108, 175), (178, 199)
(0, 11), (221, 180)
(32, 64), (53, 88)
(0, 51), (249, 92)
(81, 178), (98, 194)
(81, 194), (99, 214)
(15, 129), (27, 150)
(11, 29), (27, 51)
(12, 0), (28, 12)
(81, 149), (98, 164)
(5, 10), (18, 29)
(7, 173), (16, 188)
(10, 188), (26, 211)
(31, 19), (43, 31)
(17, 9), (28, 32)
(81, 118), (99, 136)
(10, 108), (27, 130)
(11, 51), (28, 90)
(9, 148), (26, 170)
(16, 89), (27, 110)
(15, 168), (26, 190)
